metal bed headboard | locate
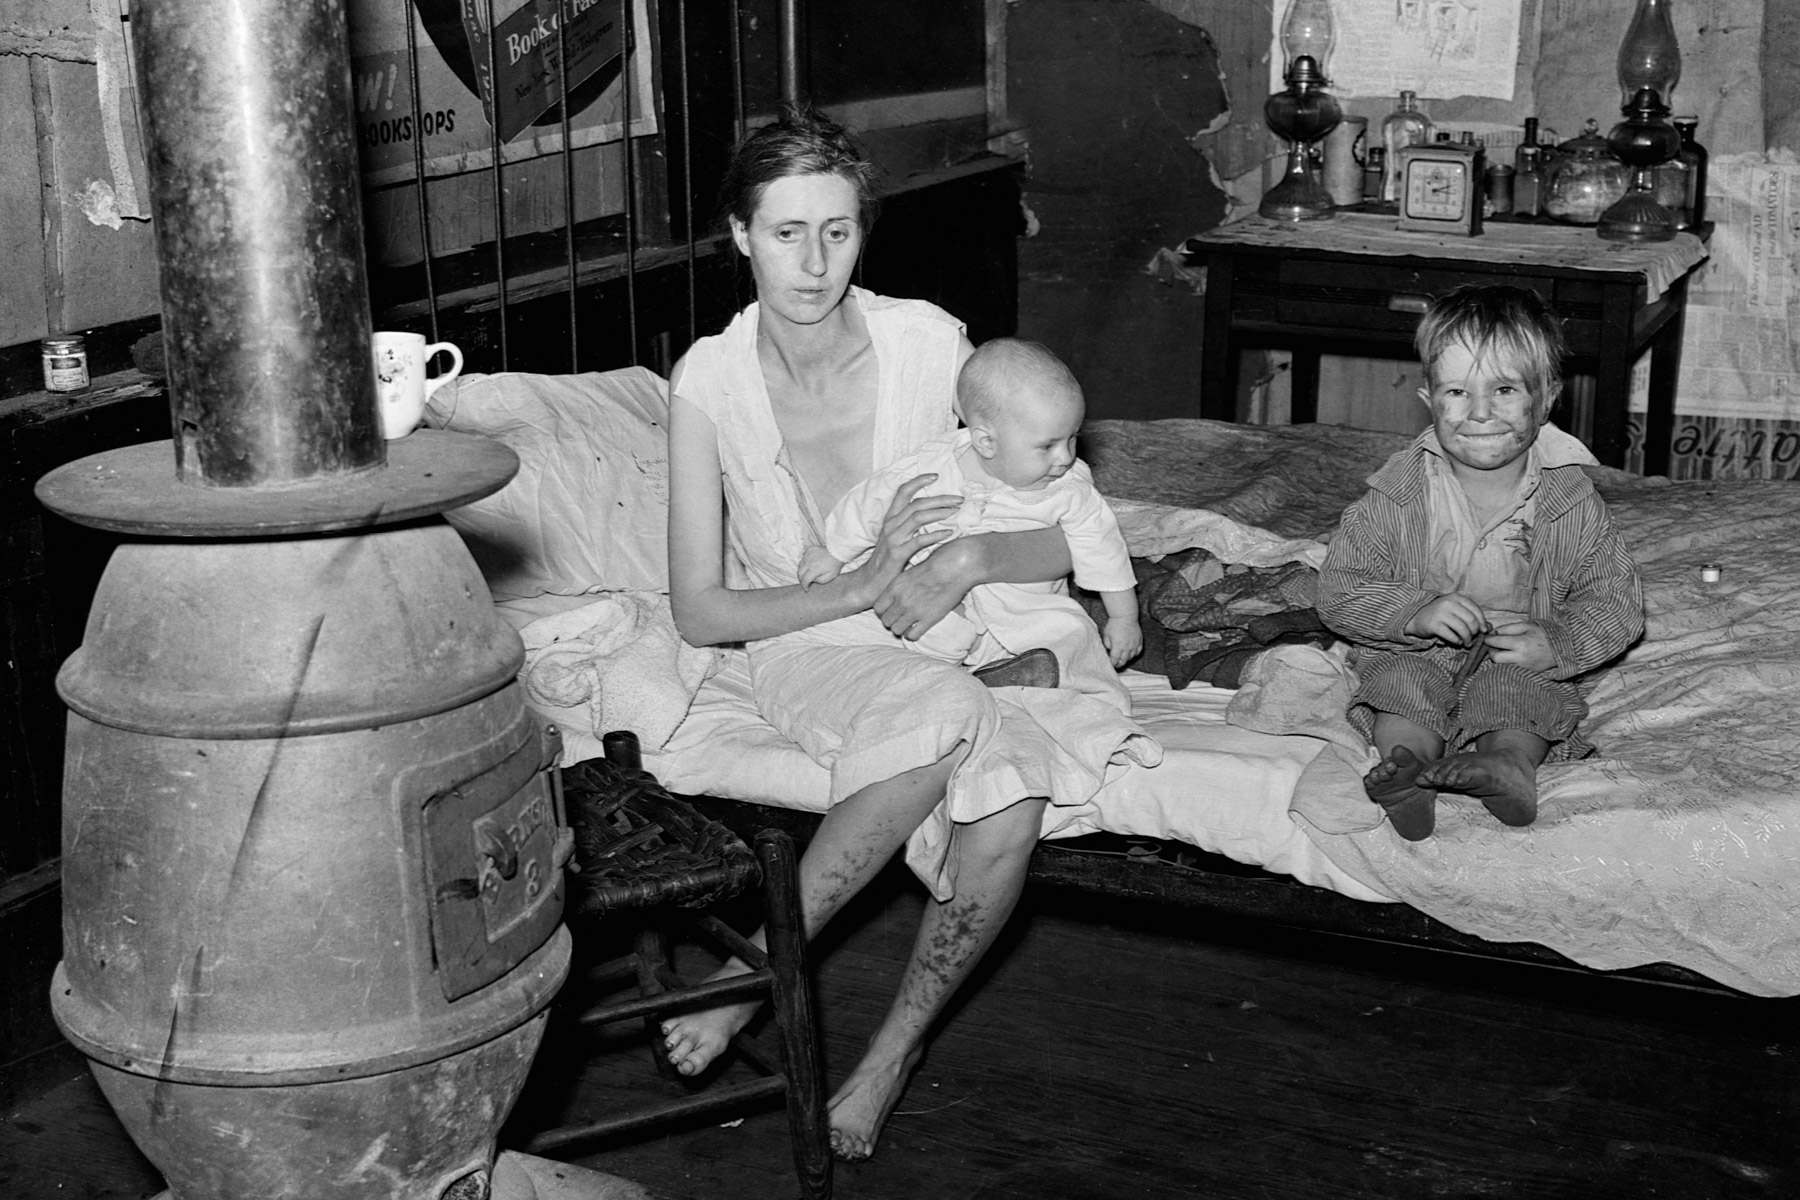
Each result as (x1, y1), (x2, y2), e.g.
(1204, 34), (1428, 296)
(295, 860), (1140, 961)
(381, 0), (804, 377)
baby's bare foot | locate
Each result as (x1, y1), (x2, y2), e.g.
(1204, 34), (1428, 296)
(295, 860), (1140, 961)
(1418, 750), (1539, 827)
(659, 978), (760, 1077)
(1363, 745), (1438, 841)
(827, 1046), (922, 1162)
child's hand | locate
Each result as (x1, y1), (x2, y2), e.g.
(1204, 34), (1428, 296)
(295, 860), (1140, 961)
(1103, 615), (1142, 668)
(1484, 620), (1556, 673)
(796, 546), (844, 590)
(1405, 593), (1489, 646)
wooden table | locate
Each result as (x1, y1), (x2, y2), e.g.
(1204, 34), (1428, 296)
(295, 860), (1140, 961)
(1188, 213), (1710, 475)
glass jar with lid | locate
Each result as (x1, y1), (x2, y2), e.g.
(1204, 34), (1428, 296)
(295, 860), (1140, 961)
(1543, 119), (1629, 225)
(1379, 90), (1433, 203)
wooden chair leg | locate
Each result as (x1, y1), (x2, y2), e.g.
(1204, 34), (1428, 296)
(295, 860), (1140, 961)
(633, 925), (681, 1082)
(756, 828), (832, 1200)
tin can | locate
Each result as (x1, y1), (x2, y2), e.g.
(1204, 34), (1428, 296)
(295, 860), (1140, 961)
(42, 334), (90, 393)
(1699, 563), (1722, 584)
(1485, 164), (1515, 216)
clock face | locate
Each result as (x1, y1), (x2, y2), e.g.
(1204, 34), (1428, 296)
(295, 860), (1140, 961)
(1404, 160), (1469, 220)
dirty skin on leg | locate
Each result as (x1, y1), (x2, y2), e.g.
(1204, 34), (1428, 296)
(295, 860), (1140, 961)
(658, 748), (967, 1078)
(826, 794), (1045, 1162)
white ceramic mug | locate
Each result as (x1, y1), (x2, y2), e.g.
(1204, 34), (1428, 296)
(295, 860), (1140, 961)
(372, 331), (462, 439)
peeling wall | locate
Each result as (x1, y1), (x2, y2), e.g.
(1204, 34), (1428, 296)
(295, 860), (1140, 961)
(1010, 0), (1238, 422)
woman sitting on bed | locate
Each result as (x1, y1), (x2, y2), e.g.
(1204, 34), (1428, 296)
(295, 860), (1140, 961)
(661, 106), (1154, 1161)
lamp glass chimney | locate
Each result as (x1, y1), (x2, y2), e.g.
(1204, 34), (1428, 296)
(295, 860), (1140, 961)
(1617, 0), (1680, 108)
(1281, 0), (1336, 79)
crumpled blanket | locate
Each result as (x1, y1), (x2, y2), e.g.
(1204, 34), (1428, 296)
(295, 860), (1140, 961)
(519, 591), (721, 752)
(1077, 547), (1333, 689)
(1132, 548), (1334, 689)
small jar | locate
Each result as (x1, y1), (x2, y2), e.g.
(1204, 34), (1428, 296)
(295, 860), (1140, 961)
(1363, 146), (1387, 203)
(41, 334), (89, 393)
(1485, 163), (1515, 215)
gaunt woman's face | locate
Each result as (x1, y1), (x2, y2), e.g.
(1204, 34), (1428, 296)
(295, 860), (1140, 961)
(731, 172), (863, 327)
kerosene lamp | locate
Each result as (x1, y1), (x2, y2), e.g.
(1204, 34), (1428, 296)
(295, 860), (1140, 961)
(1259, 0), (1342, 221)
(1598, 0), (1682, 242)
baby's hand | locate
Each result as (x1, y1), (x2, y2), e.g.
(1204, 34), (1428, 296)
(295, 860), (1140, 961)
(1484, 620), (1556, 673)
(797, 546), (844, 590)
(1405, 592), (1489, 647)
(1103, 615), (1143, 668)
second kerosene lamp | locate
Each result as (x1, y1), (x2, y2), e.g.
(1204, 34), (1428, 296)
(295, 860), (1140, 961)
(1598, 0), (1683, 242)
(1260, 0), (1342, 221)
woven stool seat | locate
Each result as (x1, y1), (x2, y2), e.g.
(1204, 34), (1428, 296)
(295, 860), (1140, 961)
(563, 759), (758, 912)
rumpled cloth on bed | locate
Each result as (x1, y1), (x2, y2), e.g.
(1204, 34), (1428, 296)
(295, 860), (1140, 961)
(517, 591), (721, 752)
(1086, 419), (1800, 997)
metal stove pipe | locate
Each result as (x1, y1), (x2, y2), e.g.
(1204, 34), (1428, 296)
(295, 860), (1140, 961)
(135, 0), (382, 486)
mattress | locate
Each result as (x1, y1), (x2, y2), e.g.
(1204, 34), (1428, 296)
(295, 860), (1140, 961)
(644, 648), (1392, 903)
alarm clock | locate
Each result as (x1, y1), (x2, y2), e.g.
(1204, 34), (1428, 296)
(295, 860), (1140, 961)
(1396, 143), (1485, 236)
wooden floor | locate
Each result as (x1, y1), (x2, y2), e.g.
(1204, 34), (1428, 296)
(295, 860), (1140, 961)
(4, 863), (1796, 1199)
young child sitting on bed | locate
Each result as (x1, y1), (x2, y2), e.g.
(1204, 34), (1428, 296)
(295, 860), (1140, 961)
(1317, 283), (1644, 841)
(797, 337), (1143, 710)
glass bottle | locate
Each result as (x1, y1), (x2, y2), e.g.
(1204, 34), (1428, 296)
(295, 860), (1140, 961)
(1380, 90), (1432, 203)
(1651, 154), (1691, 229)
(1617, 0), (1682, 110)
(1514, 145), (1544, 217)
(1514, 117), (1540, 175)
(1362, 145), (1386, 203)
(1674, 115), (1708, 227)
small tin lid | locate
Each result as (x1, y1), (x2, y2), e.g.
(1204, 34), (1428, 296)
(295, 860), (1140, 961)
(41, 334), (85, 350)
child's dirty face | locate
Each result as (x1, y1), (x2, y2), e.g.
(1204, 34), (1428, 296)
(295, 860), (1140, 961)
(1419, 340), (1549, 474)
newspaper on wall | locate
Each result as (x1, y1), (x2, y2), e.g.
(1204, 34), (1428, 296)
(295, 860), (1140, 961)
(1625, 153), (1800, 480)
(1272, 0), (1522, 101)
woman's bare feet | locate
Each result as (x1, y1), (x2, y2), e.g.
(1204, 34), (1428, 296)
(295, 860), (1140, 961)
(827, 1045), (923, 1162)
(1418, 749), (1539, 827)
(659, 965), (761, 1076)
(1363, 744), (1438, 841)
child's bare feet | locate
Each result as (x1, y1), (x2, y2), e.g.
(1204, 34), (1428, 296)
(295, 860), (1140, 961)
(1417, 749), (1539, 827)
(1363, 745), (1438, 841)
(827, 1045), (922, 1162)
(659, 971), (760, 1076)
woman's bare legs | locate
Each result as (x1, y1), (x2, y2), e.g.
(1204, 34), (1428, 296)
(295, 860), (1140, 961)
(658, 749), (1046, 1161)
(826, 793), (1046, 1161)
(660, 747), (968, 1076)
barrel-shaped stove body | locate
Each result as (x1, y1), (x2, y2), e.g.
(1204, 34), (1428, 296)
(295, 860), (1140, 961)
(51, 519), (571, 1199)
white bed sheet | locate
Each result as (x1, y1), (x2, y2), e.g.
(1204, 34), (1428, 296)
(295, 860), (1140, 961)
(637, 649), (1392, 903)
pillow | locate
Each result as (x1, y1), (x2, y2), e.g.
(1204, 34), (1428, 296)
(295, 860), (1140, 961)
(424, 368), (669, 599)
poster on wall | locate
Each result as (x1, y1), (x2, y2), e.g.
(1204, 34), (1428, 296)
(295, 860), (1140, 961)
(1268, 0), (1523, 101)
(348, 0), (658, 189)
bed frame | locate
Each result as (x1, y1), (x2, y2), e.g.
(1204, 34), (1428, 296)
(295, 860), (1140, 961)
(689, 796), (1736, 995)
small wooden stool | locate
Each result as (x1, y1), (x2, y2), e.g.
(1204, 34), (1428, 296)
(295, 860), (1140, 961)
(523, 733), (830, 1200)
